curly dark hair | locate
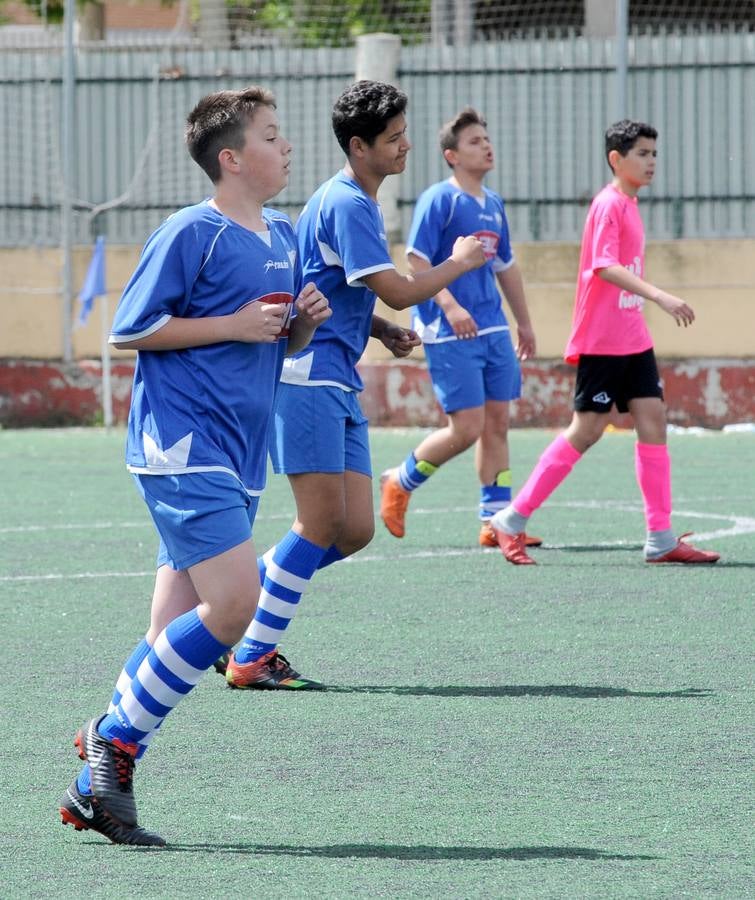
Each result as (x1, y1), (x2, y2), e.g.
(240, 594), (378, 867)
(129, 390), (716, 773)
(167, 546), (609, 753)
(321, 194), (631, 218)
(186, 86), (276, 183)
(605, 119), (658, 171)
(331, 80), (408, 155)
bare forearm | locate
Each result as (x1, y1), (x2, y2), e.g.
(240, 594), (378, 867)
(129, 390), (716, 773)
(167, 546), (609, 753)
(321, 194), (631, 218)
(408, 255), (459, 313)
(111, 315), (234, 351)
(286, 317), (317, 355)
(496, 264), (532, 328)
(370, 314), (391, 340)
(597, 265), (660, 302)
(371, 259), (466, 310)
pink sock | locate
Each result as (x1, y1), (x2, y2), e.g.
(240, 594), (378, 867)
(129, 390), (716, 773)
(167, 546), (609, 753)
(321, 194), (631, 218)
(635, 442), (672, 531)
(513, 434), (582, 518)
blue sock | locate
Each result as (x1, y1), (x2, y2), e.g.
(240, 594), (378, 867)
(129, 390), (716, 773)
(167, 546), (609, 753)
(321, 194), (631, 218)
(480, 470), (513, 520)
(397, 452), (438, 492)
(318, 544), (344, 569)
(259, 542), (341, 584)
(97, 610), (229, 746)
(235, 531), (327, 664)
(77, 637), (152, 795)
(76, 765), (93, 796)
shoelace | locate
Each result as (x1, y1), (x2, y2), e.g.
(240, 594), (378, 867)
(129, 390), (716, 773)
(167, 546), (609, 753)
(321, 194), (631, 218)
(268, 652), (295, 676)
(113, 747), (135, 791)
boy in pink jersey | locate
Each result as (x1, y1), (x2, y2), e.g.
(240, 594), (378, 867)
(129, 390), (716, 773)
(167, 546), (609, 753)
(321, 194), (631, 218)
(490, 119), (720, 566)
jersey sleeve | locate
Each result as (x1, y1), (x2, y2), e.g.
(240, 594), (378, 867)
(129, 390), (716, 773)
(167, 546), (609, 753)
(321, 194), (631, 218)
(406, 187), (448, 264)
(588, 193), (622, 272)
(110, 217), (205, 342)
(324, 190), (395, 286)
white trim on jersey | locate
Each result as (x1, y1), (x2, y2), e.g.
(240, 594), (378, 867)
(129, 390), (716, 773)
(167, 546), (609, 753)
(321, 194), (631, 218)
(347, 261), (395, 287)
(197, 224), (228, 275)
(405, 246), (431, 263)
(443, 191), (462, 229)
(280, 353), (354, 391)
(492, 256), (515, 273)
(109, 313), (173, 345)
(126, 463), (264, 496)
(415, 322), (510, 345)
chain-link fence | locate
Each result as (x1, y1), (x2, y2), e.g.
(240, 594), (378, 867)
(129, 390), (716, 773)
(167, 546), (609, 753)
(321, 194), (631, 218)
(0, 1), (753, 359)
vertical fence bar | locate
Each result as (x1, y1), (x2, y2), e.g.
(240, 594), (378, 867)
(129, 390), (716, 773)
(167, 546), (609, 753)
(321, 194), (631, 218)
(615, 0), (629, 119)
(61, 0), (76, 361)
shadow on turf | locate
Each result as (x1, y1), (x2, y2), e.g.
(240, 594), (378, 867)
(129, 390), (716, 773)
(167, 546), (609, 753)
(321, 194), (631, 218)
(325, 684), (713, 699)
(165, 842), (659, 861)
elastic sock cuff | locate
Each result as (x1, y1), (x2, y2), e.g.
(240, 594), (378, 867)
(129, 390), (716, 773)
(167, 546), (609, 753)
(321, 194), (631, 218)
(636, 442), (669, 457)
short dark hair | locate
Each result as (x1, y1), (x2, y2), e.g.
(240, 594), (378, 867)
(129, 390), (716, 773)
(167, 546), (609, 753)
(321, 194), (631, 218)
(605, 119), (658, 171)
(185, 86), (276, 183)
(439, 107), (487, 168)
(331, 80), (408, 155)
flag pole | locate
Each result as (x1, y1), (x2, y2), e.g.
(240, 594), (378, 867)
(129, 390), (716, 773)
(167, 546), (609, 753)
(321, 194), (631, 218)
(100, 291), (113, 429)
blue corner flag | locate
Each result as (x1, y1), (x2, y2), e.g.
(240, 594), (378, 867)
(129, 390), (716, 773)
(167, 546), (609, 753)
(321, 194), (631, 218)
(77, 236), (106, 325)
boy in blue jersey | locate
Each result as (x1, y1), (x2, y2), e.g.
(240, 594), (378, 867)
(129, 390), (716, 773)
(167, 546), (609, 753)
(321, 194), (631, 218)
(57, 86), (331, 845)
(222, 81), (485, 690)
(379, 108), (540, 549)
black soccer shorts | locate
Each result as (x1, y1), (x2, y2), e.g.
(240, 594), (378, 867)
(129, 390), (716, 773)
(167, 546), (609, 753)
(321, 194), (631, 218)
(574, 347), (663, 414)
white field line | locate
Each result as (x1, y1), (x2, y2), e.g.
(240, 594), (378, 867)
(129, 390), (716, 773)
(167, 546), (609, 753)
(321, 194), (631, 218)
(1, 502), (752, 583)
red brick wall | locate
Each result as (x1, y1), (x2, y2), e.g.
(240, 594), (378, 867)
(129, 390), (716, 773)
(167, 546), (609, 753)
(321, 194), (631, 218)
(2, 358), (753, 429)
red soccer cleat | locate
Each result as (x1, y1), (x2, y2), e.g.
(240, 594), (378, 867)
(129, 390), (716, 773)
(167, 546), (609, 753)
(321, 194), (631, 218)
(493, 528), (537, 565)
(646, 533), (720, 564)
(479, 521), (542, 549)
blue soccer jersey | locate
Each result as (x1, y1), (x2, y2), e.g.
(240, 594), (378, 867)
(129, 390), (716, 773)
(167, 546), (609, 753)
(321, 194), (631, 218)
(281, 171), (396, 392)
(110, 200), (301, 495)
(407, 180), (514, 344)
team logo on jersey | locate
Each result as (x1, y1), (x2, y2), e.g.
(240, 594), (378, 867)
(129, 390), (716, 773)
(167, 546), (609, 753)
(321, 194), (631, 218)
(264, 258), (290, 273)
(618, 256), (644, 310)
(474, 229), (500, 261)
(257, 291), (294, 337)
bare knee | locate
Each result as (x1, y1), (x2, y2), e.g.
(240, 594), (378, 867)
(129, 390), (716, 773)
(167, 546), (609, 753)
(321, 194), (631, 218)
(565, 413), (608, 454)
(449, 412), (485, 450)
(337, 518), (375, 556)
(202, 590), (259, 645)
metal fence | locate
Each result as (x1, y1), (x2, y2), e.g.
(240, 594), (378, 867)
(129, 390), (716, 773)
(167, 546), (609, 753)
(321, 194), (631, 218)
(0, 28), (753, 248)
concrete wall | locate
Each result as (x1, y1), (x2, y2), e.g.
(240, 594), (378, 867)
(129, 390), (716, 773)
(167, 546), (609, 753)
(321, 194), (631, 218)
(2, 239), (753, 361)
(1, 239), (753, 427)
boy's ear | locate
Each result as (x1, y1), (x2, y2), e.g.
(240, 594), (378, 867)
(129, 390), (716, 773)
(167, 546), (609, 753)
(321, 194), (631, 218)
(217, 147), (240, 174)
(607, 148), (622, 172)
(442, 148), (457, 168)
(348, 135), (366, 158)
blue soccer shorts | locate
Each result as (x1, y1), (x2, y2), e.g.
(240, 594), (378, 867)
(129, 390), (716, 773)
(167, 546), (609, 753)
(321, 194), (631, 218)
(132, 471), (260, 571)
(270, 382), (372, 476)
(424, 329), (522, 414)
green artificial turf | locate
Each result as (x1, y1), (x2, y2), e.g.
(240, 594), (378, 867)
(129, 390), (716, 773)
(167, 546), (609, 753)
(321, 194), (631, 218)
(0, 427), (752, 898)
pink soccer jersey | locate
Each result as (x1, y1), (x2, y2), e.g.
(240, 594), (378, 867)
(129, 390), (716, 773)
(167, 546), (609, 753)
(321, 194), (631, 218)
(564, 183), (654, 364)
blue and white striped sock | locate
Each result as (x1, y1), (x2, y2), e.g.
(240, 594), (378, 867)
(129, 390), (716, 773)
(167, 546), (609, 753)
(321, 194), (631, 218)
(96, 609), (229, 746)
(479, 470), (513, 520)
(77, 636), (152, 796)
(257, 542), (343, 586)
(397, 452), (438, 492)
(234, 530), (327, 665)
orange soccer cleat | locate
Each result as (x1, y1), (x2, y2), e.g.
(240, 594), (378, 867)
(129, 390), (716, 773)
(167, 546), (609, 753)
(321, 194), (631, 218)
(492, 528), (537, 565)
(379, 470), (411, 538)
(225, 649), (324, 690)
(646, 533), (720, 565)
(479, 521), (542, 549)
